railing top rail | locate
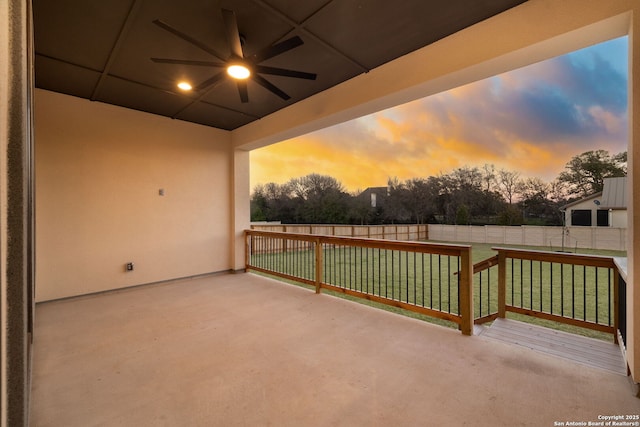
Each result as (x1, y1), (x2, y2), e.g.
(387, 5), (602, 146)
(613, 256), (627, 282)
(250, 224), (426, 229)
(245, 229), (469, 256)
(246, 229), (321, 242)
(491, 246), (616, 268)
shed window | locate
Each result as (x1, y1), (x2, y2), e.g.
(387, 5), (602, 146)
(597, 210), (609, 227)
(570, 209), (592, 226)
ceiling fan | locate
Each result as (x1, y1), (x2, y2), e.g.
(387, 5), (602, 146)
(151, 8), (317, 103)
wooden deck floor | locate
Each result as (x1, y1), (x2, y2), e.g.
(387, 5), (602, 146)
(477, 318), (627, 376)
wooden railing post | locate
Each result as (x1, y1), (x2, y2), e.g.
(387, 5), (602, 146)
(245, 231), (250, 272)
(315, 238), (323, 294)
(459, 248), (474, 336)
(613, 268), (619, 344)
(497, 250), (506, 318)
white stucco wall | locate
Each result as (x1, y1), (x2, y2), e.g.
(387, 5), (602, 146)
(35, 89), (233, 301)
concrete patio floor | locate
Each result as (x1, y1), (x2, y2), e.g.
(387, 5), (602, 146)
(30, 273), (640, 426)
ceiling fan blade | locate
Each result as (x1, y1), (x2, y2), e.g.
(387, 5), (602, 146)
(251, 36), (304, 63)
(237, 81), (249, 103)
(151, 58), (225, 67)
(194, 72), (226, 92)
(254, 65), (316, 80)
(252, 74), (290, 101)
(152, 19), (226, 62)
(221, 9), (244, 59)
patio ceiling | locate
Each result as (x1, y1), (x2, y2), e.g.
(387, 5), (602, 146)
(33, 0), (527, 131)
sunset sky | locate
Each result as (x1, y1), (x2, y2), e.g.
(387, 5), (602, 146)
(250, 36), (628, 193)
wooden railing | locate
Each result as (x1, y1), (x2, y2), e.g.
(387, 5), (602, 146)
(472, 255), (500, 325)
(245, 229), (473, 335)
(472, 247), (622, 342)
(245, 231), (624, 341)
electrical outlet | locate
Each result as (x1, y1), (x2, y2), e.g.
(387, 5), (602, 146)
(126, 262), (134, 272)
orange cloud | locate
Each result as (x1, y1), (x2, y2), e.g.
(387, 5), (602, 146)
(251, 38), (627, 193)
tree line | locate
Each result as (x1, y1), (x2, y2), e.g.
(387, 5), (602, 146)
(251, 149), (627, 226)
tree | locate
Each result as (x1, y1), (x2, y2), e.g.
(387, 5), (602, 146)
(348, 189), (377, 225)
(498, 205), (523, 225)
(250, 185), (268, 222)
(251, 181), (299, 223)
(290, 174), (350, 223)
(455, 204), (470, 225)
(497, 169), (521, 205)
(384, 177), (412, 223)
(557, 150), (626, 198)
(402, 178), (438, 224)
(517, 177), (562, 225)
(481, 164), (496, 192)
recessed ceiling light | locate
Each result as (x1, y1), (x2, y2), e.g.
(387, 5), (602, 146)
(177, 81), (192, 91)
(227, 64), (251, 80)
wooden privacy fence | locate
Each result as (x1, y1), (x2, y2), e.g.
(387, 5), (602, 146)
(245, 229), (473, 335)
(473, 247), (622, 342)
(250, 224), (428, 241)
(428, 224), (626, 251)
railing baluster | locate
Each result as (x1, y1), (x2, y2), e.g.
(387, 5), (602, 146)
(510, 258), (514, 307)
(448, 256), (451, 313)
(413, 252), (417, 305)
(608, 268), (611, 327)
(479, 271), (483, 318)
(571, 264), (575, 319)
(550, 262), (553, 315)
(365, 247), (369, 295)
(595, 267), (599, 324)
(438, 255), (442, 312)
(539, 261), (542, 312)
(560, 263), (564, 317)
(430, 254), (433, 309)
(315, 238), (322, 294)
(385, 249), (388, 298)
(360, 246), (363, 293)
(519, 259), (523, 308)
(421, 253), (425, 307)
(405, 251), (409, 303)
(583, 265), (587, 321)
(374, 247), (384, 295)
(529, 259), (533, 310)
(391, 250), (395, 300)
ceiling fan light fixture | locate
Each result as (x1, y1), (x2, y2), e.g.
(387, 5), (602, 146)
(227, 64), (251, 80)
(177, 81), (193, 91)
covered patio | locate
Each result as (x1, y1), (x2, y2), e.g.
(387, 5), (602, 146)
(3, 1), (640, 425)
(31, 273), (638, 426)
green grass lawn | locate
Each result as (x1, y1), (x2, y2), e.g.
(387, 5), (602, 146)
(250, 240), (626, 341)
